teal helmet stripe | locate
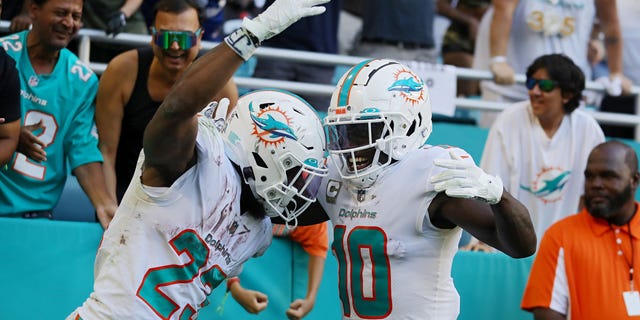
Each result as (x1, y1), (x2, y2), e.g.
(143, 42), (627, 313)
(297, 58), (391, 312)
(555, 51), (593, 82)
(338, 59), (374, 107)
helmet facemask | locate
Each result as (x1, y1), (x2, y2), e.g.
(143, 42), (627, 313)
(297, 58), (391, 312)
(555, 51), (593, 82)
(248, 149), (327, 224)
(325, 59), (433, 189)
(223, 90), (328, 226)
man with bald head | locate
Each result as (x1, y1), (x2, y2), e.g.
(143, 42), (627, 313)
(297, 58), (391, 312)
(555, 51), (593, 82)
(522, 141), (640, 319)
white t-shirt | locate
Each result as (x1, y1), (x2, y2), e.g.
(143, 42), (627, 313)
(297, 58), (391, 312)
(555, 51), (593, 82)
(480, 100), (604, 240)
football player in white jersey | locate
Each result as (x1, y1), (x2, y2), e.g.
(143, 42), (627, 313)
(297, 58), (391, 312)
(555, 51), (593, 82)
(306, 58), (536, 319)
(67, 0), (330, 319)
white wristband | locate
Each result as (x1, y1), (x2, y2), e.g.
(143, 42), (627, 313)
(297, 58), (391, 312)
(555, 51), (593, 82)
(224, 27), (260, 61)
(489, 56), (507, 65)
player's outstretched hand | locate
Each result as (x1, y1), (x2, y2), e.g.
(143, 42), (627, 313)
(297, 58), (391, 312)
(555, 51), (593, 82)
(243, 0), (330, 42)
(430, 150), (503, 204)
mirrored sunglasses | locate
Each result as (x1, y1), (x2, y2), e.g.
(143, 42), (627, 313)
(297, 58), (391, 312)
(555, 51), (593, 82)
(525, 77), (558, 92)
(151, 27), (202, 50)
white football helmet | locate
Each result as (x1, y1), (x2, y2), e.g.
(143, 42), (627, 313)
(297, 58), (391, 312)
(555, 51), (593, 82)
(325, 59), (432, 188)
(223, 89), (328, 224)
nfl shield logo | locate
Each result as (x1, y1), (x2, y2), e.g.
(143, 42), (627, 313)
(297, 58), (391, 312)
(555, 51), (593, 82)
(28, 75), (39, 87)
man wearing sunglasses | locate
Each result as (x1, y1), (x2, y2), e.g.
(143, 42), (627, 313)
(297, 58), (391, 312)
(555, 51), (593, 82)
(96, 0), (239, 204)
(479, 54), (605, 245)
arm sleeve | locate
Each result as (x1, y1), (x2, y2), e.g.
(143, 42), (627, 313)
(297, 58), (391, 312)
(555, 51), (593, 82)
(66, 75), (103, 170)
(287, 222), (329, 258)
(0, 48), (21, 123)
(521, 228), (569, 314)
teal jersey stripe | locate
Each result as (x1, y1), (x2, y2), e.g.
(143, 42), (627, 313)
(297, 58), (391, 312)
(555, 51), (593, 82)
(338, 59), (372, 107)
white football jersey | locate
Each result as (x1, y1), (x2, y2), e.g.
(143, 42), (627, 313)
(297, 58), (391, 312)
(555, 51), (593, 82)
(69, 117), (272, 319)
(480, 101), (604, 240)
(318, 145), (466, 320)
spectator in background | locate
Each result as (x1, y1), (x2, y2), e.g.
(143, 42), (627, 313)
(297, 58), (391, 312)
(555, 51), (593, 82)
(200, 0), (226, 41)
(337, 0), (362, 55)
(1, 0), (31, 33)
(252, 0), (341, 112)
(480, 54), (604, 245)
(0, 0), (21, 166)
(617, 0), (640, 87)
(595, 0), (640, 139)
(351, 0), (438, 64)
(96, 0), (238, 203)
(0, 0), (116, 227)
(142, 0), (231, 42)
(473, 0), (632, 127)
(232, 222), (329, 319)
(80, 0), (149, 63)
(437, 0), (490, 97)
(83, 0), (148, 36)
(521, 140), (640, 319)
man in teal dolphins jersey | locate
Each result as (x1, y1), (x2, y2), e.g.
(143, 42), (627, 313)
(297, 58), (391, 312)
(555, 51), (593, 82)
(0, 0), (117, 227)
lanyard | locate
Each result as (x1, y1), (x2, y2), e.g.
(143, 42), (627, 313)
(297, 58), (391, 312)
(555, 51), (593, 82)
(611, 222), (635, 291)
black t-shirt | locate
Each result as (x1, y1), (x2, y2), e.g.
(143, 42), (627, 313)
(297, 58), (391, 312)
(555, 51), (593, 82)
(0, 48), (21, 123)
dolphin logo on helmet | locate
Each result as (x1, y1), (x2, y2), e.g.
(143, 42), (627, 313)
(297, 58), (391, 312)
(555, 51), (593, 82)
(249, 101), (298, 141)
(325, 59), (433, 189)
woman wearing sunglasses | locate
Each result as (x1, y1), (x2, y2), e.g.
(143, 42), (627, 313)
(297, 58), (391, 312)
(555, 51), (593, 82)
(477, 53), (605, 246)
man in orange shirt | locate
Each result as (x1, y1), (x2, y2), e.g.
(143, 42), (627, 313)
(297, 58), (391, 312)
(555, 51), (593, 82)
(522, 140), (640, 319)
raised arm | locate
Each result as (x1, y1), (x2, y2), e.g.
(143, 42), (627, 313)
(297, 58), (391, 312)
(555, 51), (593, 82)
(142, 0), (331, 187)
(142, 45), (242, 186)
(215, 78), (240, 109)
(489, 0), (518, 85)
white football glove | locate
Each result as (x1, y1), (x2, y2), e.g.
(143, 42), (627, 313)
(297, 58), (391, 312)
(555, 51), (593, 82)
(430, 151), (503, 205)
(199, 98), (230, 132)
(225, 0), (329, 60)
(243, 0), (330, 43)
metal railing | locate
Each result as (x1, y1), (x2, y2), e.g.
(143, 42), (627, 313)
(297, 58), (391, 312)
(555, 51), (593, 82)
(3, 20), (640, 140)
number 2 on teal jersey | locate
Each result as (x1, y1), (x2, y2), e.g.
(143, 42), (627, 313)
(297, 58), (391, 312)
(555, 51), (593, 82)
(137, 230), (226, 319)
(333, 226), (392, 318)
(13, 111), (57, 180)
